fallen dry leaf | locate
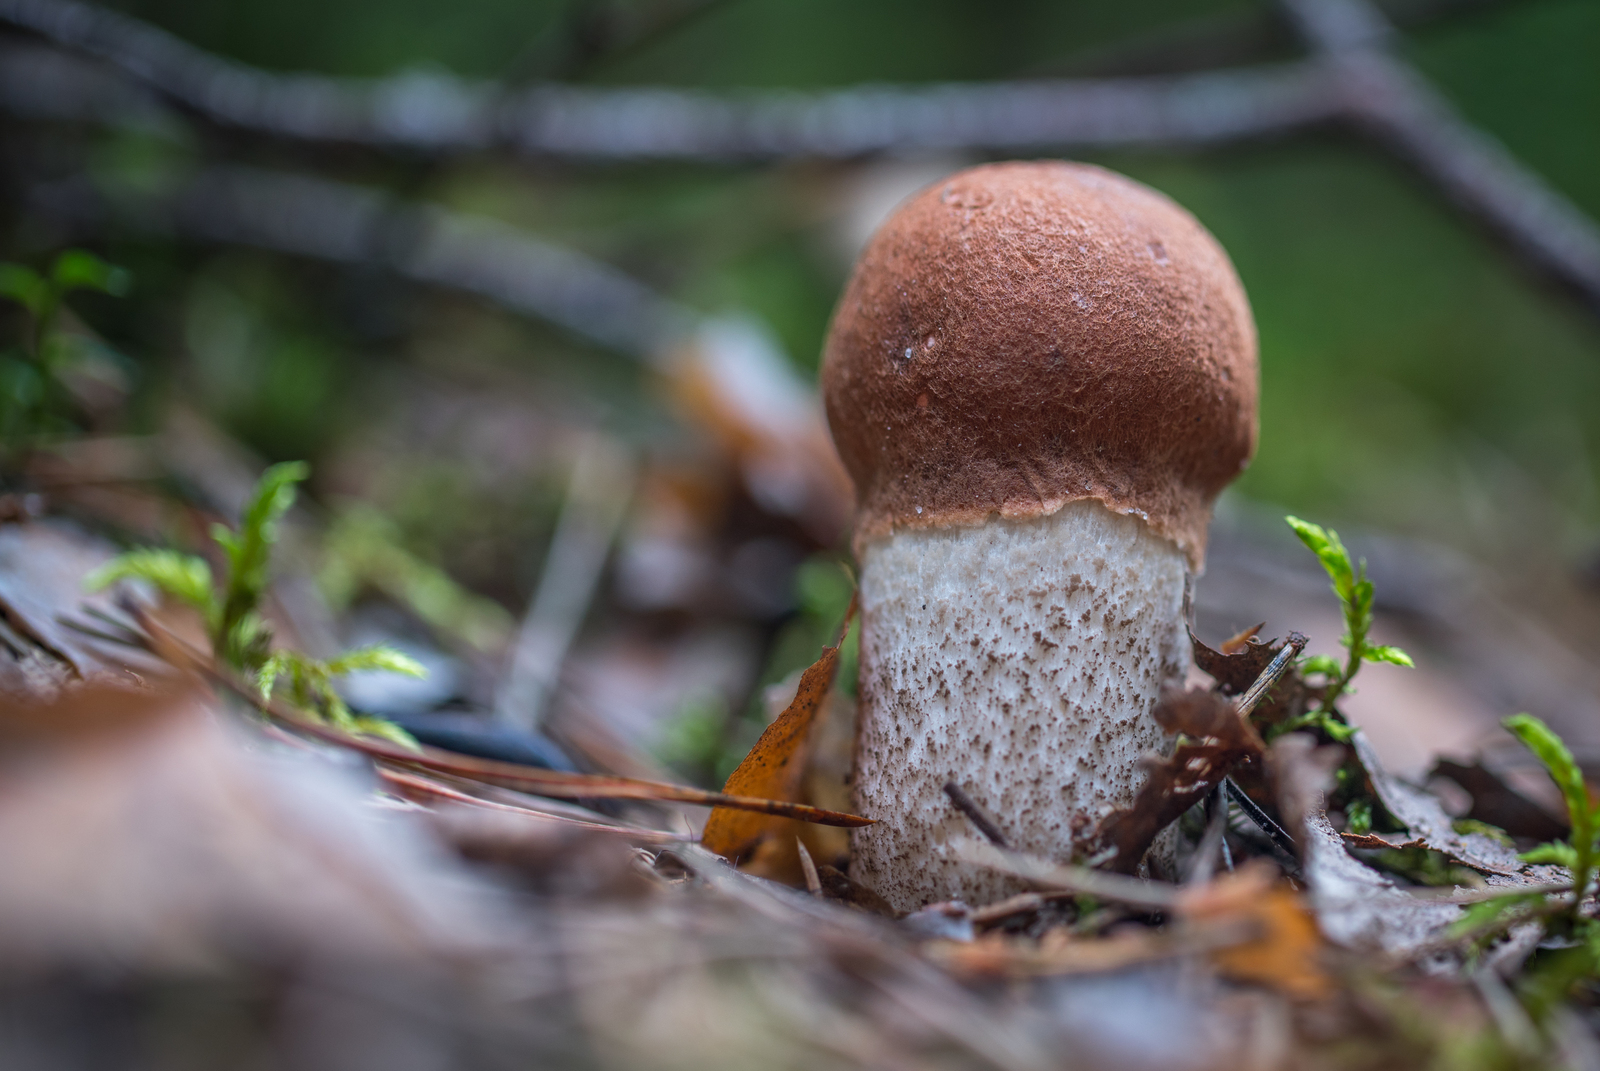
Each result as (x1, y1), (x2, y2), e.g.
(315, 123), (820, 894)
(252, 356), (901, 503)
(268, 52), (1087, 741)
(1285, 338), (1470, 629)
(1192, 628), (1280, 693)
(1089, 687), (1264, 873)
(1192, 629), (1318, 728)
(0, 681), (500, 970)
(702, 603), (855, 868)
(1270, 734), (1466, 960)
(1348, 731), (1525, 876)
(926, 918), (1262, 980)
(1176, 862), (1330, 1000)
(1430, 757), (1568, 843)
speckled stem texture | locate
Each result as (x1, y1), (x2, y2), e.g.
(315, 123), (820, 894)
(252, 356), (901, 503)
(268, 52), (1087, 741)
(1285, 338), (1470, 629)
(849, 500), (1189, 913)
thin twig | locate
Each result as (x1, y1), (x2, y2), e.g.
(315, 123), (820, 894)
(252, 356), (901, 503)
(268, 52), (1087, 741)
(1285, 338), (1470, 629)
(57, 609), (151, 651)
(20, 161), (693, 361)
(1224, 777), (1302, 862)
(968, 889), (1094, 925)
(1235, 630), (1307, 718)
(376, 765), (689, 843)
(0, 1), (1340, 156)
(496, 437), (634, 732)
(951, 837), (1178, 910)
(1404, 881), (1571, 905)
(77, 603), (153, 640)
(77, 165), (692, 361)
(943, 781), (1012, 850)
(122, 602), (874, 827)
(1279, 0), (1600, 312)
(796, 838), (822, 896)
(1184, 785), (1232, 885)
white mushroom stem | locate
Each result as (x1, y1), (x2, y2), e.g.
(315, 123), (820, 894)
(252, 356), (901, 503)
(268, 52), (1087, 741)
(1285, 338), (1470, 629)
(849, 498), (1190, 912)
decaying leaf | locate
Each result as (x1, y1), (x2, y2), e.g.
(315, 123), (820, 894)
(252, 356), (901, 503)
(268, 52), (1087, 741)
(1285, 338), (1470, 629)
(1348, 731), (1526, 876)
(1192, 628), (1280, 694)
(1430, 757), (1569, 843)
(1175, 861), (1329, 999)
(1089, 687), (1264, 873)
(1192, 629), (1318, 727)
(933, 848), (1327, 996)
(0, 519), (170, 700)
(1270, 733), (1468, 959)
(1264, 724), (1570, 967)
(702, 600), (856, 869)
(926, 923), (1254, 979)
(0, 682), (501, 970)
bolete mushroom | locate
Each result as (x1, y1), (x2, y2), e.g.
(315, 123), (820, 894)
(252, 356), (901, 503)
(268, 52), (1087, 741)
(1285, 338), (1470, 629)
(821, 161), (1258, 911)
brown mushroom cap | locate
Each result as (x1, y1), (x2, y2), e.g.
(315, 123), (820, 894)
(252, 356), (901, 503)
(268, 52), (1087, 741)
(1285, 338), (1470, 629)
(821, 160), (1258, 569)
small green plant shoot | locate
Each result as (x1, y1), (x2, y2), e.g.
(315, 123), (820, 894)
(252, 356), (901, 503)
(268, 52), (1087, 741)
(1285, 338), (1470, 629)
(1445, 714), (1600, 1018)
(1503, 713), (1597, 923)
(319, 504), (515, 656)
(257, 646), (425, 749)
(1283, 523), (1600, 1010)
(0, 250), (130, 451)
(1281, 516), (1414, 742)
(87, 461), (423, 748)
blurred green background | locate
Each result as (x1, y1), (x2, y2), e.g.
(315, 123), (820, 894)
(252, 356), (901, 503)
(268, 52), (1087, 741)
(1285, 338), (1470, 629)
(7, 0), (1600, 705)
(63, 0), (1600, 558)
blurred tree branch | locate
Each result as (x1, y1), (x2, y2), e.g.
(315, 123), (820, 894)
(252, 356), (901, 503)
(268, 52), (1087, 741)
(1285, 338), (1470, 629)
(1027, 0), (1526, 78)
(1, 0), (1597, 314)
(23, 161), (853, 539)
(0, 0), (1341, 155)
(24, 163), (695, 360)
(499, 0), (737, 85)
(1280, 0), (1600, 316)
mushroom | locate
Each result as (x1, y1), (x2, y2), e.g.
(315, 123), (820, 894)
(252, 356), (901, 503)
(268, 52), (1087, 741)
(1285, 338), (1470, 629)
(821, 161), (1258, 911)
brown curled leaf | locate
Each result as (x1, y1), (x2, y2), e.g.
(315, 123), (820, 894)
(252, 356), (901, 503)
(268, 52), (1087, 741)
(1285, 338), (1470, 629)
(1191, 629), (1319, 728)
(1192, 628), (1281, 694)
(1152, 686), (1264, 745)
(1089, 687), (1264, 873)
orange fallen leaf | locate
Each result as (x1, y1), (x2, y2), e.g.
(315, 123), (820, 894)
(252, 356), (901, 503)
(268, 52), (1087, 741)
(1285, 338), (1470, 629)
(926, 923), (1265, 980)
(1176, 862), (1330, 1000)
(702, 598), (858, 868)
(1220, 621), (1266, 655)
